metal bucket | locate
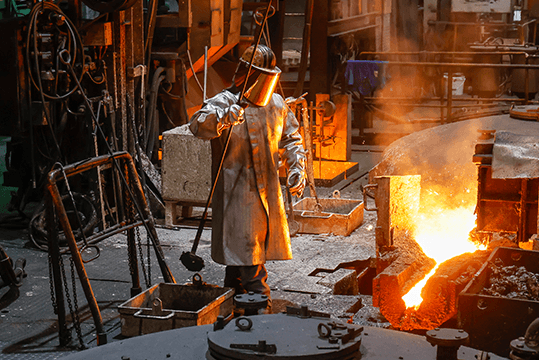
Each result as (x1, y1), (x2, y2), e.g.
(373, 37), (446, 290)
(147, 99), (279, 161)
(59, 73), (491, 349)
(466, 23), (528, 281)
(458, 247), (539, 357)
(118, 278), (234, 337)
(293, 193), (364, 236)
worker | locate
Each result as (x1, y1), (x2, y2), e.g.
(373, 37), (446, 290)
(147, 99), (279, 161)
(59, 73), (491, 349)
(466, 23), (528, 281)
(189, 44), (306, 312)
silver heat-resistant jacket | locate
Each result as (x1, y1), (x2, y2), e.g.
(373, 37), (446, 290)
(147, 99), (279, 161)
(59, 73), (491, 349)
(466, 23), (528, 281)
(189, 89), (305, 266)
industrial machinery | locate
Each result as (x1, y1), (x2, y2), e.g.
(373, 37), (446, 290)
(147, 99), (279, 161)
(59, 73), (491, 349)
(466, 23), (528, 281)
(58, 306), (509, 360)
(0, 245), (26, 309)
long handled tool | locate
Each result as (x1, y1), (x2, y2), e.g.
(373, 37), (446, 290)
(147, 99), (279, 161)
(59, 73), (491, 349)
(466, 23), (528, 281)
(285, 169), (299, 237)
(180, 2), (274, 272)
(299, 99), (322, 212)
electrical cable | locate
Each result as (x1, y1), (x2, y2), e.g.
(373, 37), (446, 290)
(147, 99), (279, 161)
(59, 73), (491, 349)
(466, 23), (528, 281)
(186, 31), (204, 94)
(145, 67), (166, 154)
(160, 101), (177, 128)
(32, 15), (64, 164)
(144, 0), (158, 67)
(25, 1), (85, 100)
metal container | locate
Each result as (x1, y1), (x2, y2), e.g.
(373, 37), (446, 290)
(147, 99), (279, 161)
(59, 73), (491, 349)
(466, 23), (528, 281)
(118, 281), (234, 337)
(293, 196), (364, 236)
(458, 247), (539, 357)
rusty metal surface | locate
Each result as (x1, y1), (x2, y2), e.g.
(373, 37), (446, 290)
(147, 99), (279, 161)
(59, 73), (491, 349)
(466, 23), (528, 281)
(207, 313), (362, 359)
(367, 174), (491, 331)
(474, 131), (539, 244)
(459, 247), (539, 357)
(370, 175), (440, 330)
(390, 251), (488, 331)
(370, 175), (420, 253)
(56, 320), (510, 360)
(492, 132), (539, 179)
(118, 281), (234, 336)
(293, 197), (364, 236)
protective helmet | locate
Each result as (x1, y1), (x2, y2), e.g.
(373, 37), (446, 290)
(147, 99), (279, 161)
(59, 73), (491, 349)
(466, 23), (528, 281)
(234, 44), (281, 107)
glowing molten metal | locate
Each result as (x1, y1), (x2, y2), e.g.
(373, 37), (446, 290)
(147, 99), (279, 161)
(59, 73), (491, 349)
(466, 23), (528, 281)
(402, 203), (485, 309)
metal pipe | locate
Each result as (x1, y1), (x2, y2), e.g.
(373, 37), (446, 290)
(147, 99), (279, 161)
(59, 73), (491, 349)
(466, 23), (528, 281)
(446, 71), (453, 123)
(380, 61), (539, 69)
(46, 180), (107, 346)
(293, 0), (313, 98)
(124, 156), (174, 283)
(59, 221), (145, 254)
(48, 152), (176, 281)
(364, 96), (529, 102)
(203, 46), (208, 101)
(427, 19), (536, 27)
(519, 179), (528, 244)
(360, 51), (532, 58)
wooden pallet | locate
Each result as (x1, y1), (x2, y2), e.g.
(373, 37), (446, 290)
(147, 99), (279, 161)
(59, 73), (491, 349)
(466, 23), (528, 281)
(164, 200), (206, 226)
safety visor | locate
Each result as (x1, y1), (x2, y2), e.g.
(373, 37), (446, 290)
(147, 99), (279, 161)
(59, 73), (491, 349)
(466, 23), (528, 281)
(239, 61), (281, 107)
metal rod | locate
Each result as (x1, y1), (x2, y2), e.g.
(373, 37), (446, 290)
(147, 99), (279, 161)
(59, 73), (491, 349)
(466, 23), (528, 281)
(124, 157), (174, 283)
(59, 221), (145, 254)
(447, 71), (453, 123)
(364, 96), (529, 102)
(427, 19), (536, 27)
(293, 0), (313, 98)
(519, 179), (528, 244)
(300, 99), (320, 209)
(203, 46), (208, 101)
(127, 228), (141, 296)
(381, 61), (539, 69)
(360, 51), (533, 57)
(46, 181), (107, 346)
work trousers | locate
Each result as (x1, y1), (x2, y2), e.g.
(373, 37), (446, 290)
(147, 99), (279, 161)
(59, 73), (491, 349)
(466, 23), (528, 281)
(224, 264), (271, 309)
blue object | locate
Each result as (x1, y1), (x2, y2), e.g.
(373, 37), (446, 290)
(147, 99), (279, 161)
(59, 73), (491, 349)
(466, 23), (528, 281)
(344, 60), (387, 96)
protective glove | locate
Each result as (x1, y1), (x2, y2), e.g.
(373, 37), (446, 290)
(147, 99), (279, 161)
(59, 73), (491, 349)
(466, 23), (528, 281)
(223, 104), (245, 127)
(287, 168), (306, 197)
(217, 103), (246, 135)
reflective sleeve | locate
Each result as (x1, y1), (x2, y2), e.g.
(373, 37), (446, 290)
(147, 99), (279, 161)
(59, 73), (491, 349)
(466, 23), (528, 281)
(278, 103), (306, 180)
(189, 91), (239, 139)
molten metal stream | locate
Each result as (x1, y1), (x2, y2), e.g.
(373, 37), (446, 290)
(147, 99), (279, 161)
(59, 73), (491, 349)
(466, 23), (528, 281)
(402, 205), (484, 309)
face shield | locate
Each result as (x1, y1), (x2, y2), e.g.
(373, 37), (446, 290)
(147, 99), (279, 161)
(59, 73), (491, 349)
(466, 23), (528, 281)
(235, 59), (282, 107)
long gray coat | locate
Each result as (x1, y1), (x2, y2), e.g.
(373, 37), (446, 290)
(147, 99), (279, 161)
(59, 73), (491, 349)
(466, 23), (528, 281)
(189, 90), (305, 266)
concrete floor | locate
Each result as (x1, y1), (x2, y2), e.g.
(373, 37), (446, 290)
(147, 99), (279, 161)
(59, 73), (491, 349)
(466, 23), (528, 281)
(0, 145), (383, 359)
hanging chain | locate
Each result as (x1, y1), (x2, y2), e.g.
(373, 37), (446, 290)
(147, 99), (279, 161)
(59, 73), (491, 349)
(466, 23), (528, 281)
(59, 256), (85, 349)
(47, 252), (58, 314)
(147, 232), (151, 286)
(125, 191), (137, 277)
(135, 226), (150, 288)
(125, 176), (151, 288)
(69, 257), (85, 349)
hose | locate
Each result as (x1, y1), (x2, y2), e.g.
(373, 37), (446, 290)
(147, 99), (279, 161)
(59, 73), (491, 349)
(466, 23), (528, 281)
(145, 67), (166, 156)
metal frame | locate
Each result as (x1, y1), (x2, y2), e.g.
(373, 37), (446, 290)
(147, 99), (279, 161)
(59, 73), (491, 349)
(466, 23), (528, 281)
(46, 151), (175, 346)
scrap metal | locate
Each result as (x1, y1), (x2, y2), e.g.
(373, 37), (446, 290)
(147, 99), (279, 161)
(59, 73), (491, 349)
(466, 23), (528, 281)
(459, 247), (539, 357)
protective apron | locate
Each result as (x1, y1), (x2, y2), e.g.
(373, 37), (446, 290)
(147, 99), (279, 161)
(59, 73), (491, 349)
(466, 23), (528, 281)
(189, 90), (305, 265)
